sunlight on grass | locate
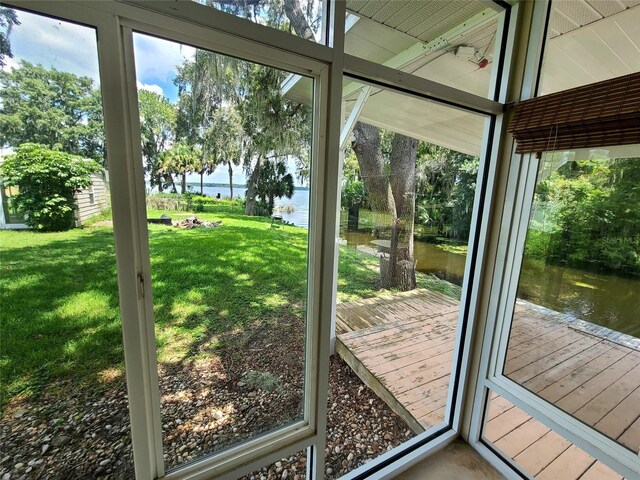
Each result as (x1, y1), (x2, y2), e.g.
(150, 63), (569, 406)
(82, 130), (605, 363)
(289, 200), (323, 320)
(170, 300), (208, 322)
(256, 293), (290, 308)
(54, 291), (112, 321)
(157, 327), (199, 363)
(1, 273), (45, 291)
(98, 367), (125, 383)
(0, 206), (455, 409)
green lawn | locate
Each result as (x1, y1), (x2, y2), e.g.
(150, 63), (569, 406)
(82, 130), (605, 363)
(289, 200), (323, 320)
(0, 207), (457, 411)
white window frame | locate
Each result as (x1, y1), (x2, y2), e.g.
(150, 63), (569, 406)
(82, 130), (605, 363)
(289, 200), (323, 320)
(6, 1), (568, 479)
(465, 1), (640, 479)
(311, 3), (517, 478)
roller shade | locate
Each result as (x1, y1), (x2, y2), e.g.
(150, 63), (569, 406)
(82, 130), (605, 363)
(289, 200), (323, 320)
(508, 72), (640, 154)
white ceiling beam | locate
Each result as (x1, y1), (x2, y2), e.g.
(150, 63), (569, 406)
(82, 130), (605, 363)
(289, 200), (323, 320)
(476, 0), (508, 13)
(342, 7), (499, 98)
(281, 13), (360, 96)
(339, 86), (371, 150)
(579, 0), (605, 20)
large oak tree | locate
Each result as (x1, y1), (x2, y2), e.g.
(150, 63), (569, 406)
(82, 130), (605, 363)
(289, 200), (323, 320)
(352, 123), (418, 290)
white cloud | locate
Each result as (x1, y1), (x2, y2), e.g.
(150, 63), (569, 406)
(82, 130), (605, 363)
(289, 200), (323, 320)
(136, 81), (164, 96)
(10, 10), (100, 84)
(6, 9), (195, 93)
(2, 56), (19, 73)
(132, 33), (196, 86)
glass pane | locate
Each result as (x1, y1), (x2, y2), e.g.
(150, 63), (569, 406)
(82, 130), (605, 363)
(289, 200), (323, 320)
(327, 77), (488, 477)
(503, 146), (640, 454)
(191, 0), (325, 44)
(241, 450), (307, 480)
(0, 8), (133, 479)
(131, 32), (314, 470)
(344, 0), (505, 99)
(539, 1), (640, 95)
(482, 392), (626, 479)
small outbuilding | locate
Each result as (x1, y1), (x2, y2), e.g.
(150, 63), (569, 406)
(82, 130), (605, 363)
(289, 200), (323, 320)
(0, 171), (109, 229)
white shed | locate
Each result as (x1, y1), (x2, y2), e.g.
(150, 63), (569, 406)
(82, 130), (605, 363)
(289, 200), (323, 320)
(0, 170), (109, 229)
(74, 171), (109, 225)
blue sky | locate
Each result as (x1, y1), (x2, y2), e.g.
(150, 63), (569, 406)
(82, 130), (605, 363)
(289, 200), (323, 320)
(7, 9), (256, 185)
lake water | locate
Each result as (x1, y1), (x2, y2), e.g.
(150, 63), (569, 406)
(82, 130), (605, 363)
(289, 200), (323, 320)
(340, 230), (640, 338)
(198, 185), (310, 228)
(197, 186), (639, 336)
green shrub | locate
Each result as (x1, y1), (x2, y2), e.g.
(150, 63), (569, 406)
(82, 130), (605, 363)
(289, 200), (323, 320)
(341, 179), (366, 209)
(0, 143), (101, 231)
(146, 193), (245, 213)
(192, 195), (245, 208)
(145, 193), (188, 211)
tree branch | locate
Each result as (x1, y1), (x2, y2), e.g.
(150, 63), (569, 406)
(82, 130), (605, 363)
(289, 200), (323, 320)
(283, 0), (315, 41)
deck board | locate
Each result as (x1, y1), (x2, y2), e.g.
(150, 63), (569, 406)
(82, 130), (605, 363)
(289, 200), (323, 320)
(335, 288), (640, 463)
(536, 444), (595, 479)
(512, 430), (572, 476)
(493, 418), (551, 458)
(484, 396), (626, 480)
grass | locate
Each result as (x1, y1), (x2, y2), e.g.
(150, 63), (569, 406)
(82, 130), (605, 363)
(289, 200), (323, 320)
(0, 206), (460, 411)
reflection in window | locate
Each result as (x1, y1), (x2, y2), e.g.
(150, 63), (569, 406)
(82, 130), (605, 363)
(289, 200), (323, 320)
(192, 0), (325, 43)
(504, 146), (640, 455)
(482, 392), (625, 479)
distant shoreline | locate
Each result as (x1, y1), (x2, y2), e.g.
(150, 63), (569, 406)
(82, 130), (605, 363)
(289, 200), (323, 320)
(187, 182), (309, 191)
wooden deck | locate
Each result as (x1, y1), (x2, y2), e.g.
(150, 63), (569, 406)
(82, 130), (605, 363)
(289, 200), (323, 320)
(484, 394), (626, 479)
(335, 289), (640, 458)
(335, 289), (458, 433)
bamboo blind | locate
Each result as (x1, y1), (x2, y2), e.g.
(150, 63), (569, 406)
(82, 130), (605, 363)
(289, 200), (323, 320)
(508, 72), (640, 154)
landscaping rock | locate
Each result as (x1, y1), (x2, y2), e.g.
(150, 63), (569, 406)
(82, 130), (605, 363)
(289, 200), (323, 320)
(50, 436), (69, 448)
(173, 217), (221, 229)
(0, 324), (412, 480)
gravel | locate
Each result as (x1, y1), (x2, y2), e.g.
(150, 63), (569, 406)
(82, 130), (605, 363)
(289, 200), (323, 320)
(0, 322), (413, 480)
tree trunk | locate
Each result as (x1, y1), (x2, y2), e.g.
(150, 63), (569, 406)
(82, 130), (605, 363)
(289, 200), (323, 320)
(389, 132), (418, 290)
(268, 194), (275, 216)
(347, 205), (360, 231)
(283, 0), (315, 40)
(352, 123), (395, 214)
(157, 174), (164, 193)
(245, 154), (262, 215)
(228, 160), (234, 200)
(169, 174), (177, 193)
(200, 171), (204, 195)
(352, 122), (417, 291)
(181, 170), (187, 194)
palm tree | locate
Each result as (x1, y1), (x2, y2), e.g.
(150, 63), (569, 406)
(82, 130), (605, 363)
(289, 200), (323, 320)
(159, 141), (200, 194)
(256, 159), (294, 216)
(240, 64), (311, 215)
